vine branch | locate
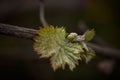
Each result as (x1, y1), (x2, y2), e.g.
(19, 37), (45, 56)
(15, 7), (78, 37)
(78, 21), (110, 46)
(39, 0), (48, 26)
(0, 23), (120, 58)
(87, 43), (120, 58)
(0, 23), (37, 39)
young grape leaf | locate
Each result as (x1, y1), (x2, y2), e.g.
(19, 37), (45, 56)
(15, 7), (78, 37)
(33, 25), (95, 71)
(84, 29), (95, 42)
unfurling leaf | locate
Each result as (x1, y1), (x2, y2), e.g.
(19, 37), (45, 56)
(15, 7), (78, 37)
(33, 25), (95, 71)
(67, 33), (78, 40)
(84, 29), (95, 42)
(82, 47), (95, 63)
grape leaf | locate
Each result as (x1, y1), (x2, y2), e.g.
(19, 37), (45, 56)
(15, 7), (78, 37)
(84, 29), (95, 42)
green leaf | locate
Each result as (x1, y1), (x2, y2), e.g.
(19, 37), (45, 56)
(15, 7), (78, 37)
(50, 41), (84, 71)
(84, 29), (95, 42)
(33, 26), (95, 71)
(82, 47), (95, 63)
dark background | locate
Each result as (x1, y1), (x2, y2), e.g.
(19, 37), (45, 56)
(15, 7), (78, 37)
(0, 0), (120, 80)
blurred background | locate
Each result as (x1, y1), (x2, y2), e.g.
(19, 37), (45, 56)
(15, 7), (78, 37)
(0, 0), (120, 80)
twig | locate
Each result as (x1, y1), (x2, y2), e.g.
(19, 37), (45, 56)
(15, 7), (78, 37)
(39, 0), (48, 26)
(78, 21), (110, 46)
(0, 23), (37, 39)
(0, 23), (120, 58)
(87, 43), (120, 58)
